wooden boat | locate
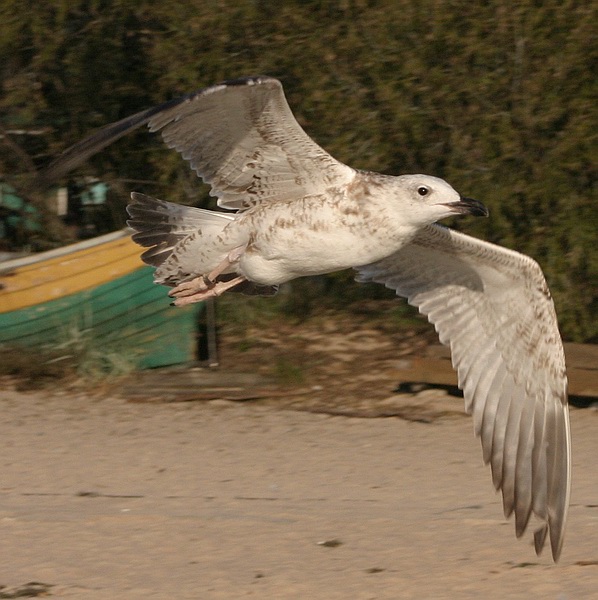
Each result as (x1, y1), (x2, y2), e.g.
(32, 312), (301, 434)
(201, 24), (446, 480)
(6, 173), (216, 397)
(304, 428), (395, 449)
(0, 230), (202, 369)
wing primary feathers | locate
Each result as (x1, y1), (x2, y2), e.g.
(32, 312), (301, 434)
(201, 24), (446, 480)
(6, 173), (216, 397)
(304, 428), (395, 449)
(480, 363), (508, 467)
(500, 380), (527, 519)
(547, 402), (571, 561)
(464, 339), (499, 417)
(490, 375), (515, 496)
(513, 397), (535, 537)
(531, 398), (549, 519)
(355, 223), (570, 560)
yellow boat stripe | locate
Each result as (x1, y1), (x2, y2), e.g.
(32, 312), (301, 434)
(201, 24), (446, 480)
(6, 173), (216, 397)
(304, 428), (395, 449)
(0, 236), (146, 313)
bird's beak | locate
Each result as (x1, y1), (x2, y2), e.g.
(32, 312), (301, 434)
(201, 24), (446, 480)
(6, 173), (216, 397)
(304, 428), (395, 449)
(445, 196), (489, 217)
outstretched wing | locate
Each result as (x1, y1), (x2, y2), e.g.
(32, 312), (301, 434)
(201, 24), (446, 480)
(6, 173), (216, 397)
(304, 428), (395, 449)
(356, 224), (571, 561)
(41, 76), (355, 209)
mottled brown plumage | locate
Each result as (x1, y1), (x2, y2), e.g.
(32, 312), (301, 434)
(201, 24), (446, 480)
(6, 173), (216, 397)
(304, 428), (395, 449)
(43, 76), (570, 561)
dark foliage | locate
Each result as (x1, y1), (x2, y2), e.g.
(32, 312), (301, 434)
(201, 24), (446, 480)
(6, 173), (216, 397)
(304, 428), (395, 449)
(1, 0), (596, 339)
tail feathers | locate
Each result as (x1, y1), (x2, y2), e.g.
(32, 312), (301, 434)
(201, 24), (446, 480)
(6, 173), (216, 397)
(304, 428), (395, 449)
(126, 193), (278, 297)
(126, 192), (234, 270)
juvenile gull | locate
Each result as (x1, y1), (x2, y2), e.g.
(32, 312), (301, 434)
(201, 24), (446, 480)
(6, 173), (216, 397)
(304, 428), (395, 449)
(43, 76), (570, 561)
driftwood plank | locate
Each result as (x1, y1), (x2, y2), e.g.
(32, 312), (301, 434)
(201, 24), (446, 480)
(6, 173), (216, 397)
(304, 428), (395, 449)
(391, 343), (598, 397)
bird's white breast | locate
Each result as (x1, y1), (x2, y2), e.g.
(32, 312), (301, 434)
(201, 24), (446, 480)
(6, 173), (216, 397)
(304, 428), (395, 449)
(235, 192), (418, 285)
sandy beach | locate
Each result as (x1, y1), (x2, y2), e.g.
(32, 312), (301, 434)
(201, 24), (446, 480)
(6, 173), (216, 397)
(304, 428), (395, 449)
(1, 384), (597, 599)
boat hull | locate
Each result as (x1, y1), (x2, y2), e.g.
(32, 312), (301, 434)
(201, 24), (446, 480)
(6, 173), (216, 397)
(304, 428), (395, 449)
(0, 231), (201, 369)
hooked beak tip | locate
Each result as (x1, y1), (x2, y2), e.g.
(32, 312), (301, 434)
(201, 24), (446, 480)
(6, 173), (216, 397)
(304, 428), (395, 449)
(448, 196), (489, 217)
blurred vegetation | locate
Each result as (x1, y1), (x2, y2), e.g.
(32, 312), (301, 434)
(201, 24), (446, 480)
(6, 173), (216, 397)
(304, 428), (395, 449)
(0, 322), (137, 389)
(0, 0), (596, 340)
(0, 345), (77, 390)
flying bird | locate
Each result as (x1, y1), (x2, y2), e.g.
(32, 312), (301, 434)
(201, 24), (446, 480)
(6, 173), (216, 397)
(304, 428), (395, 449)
(43, 76), (570, 561)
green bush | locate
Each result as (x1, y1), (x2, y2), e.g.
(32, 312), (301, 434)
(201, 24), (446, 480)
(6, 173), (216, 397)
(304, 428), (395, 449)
(1, 0), (595, 340)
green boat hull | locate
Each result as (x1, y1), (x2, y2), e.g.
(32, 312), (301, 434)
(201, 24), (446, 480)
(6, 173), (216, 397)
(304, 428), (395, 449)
(0, 266), (201, 369)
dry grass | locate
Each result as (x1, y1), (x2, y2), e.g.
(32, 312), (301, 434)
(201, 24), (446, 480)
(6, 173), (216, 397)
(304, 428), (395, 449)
(0, 346), (78, 390)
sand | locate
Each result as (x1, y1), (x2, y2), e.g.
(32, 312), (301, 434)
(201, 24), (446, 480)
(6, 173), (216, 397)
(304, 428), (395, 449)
(1, 387), (597, 599)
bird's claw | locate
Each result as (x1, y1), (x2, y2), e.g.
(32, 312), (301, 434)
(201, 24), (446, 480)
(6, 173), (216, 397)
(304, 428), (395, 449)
(169, 275), (214, 298)
(171, 276), (247, 305)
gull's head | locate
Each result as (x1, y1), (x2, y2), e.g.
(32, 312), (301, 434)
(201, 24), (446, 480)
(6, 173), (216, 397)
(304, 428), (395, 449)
(394, 174), (488, 226)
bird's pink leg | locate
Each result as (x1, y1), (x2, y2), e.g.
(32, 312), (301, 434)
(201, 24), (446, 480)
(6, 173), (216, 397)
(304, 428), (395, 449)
(168, 245), (247, 305)
(171, 275), (247, 306)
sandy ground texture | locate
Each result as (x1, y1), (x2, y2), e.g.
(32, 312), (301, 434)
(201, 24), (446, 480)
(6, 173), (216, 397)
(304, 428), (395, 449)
(1, 384), (597, 600)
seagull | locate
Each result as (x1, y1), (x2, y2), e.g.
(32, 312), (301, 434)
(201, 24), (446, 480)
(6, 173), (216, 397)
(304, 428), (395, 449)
(43, 75), (570, 561)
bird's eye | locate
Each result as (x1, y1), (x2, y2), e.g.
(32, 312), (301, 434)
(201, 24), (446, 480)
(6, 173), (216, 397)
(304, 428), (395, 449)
(417, 186), (429, 196)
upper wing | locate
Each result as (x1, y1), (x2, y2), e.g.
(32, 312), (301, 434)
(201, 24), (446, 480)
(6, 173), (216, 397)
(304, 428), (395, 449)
(41, 76), (355, 209)
(355, 224), (571, 561)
